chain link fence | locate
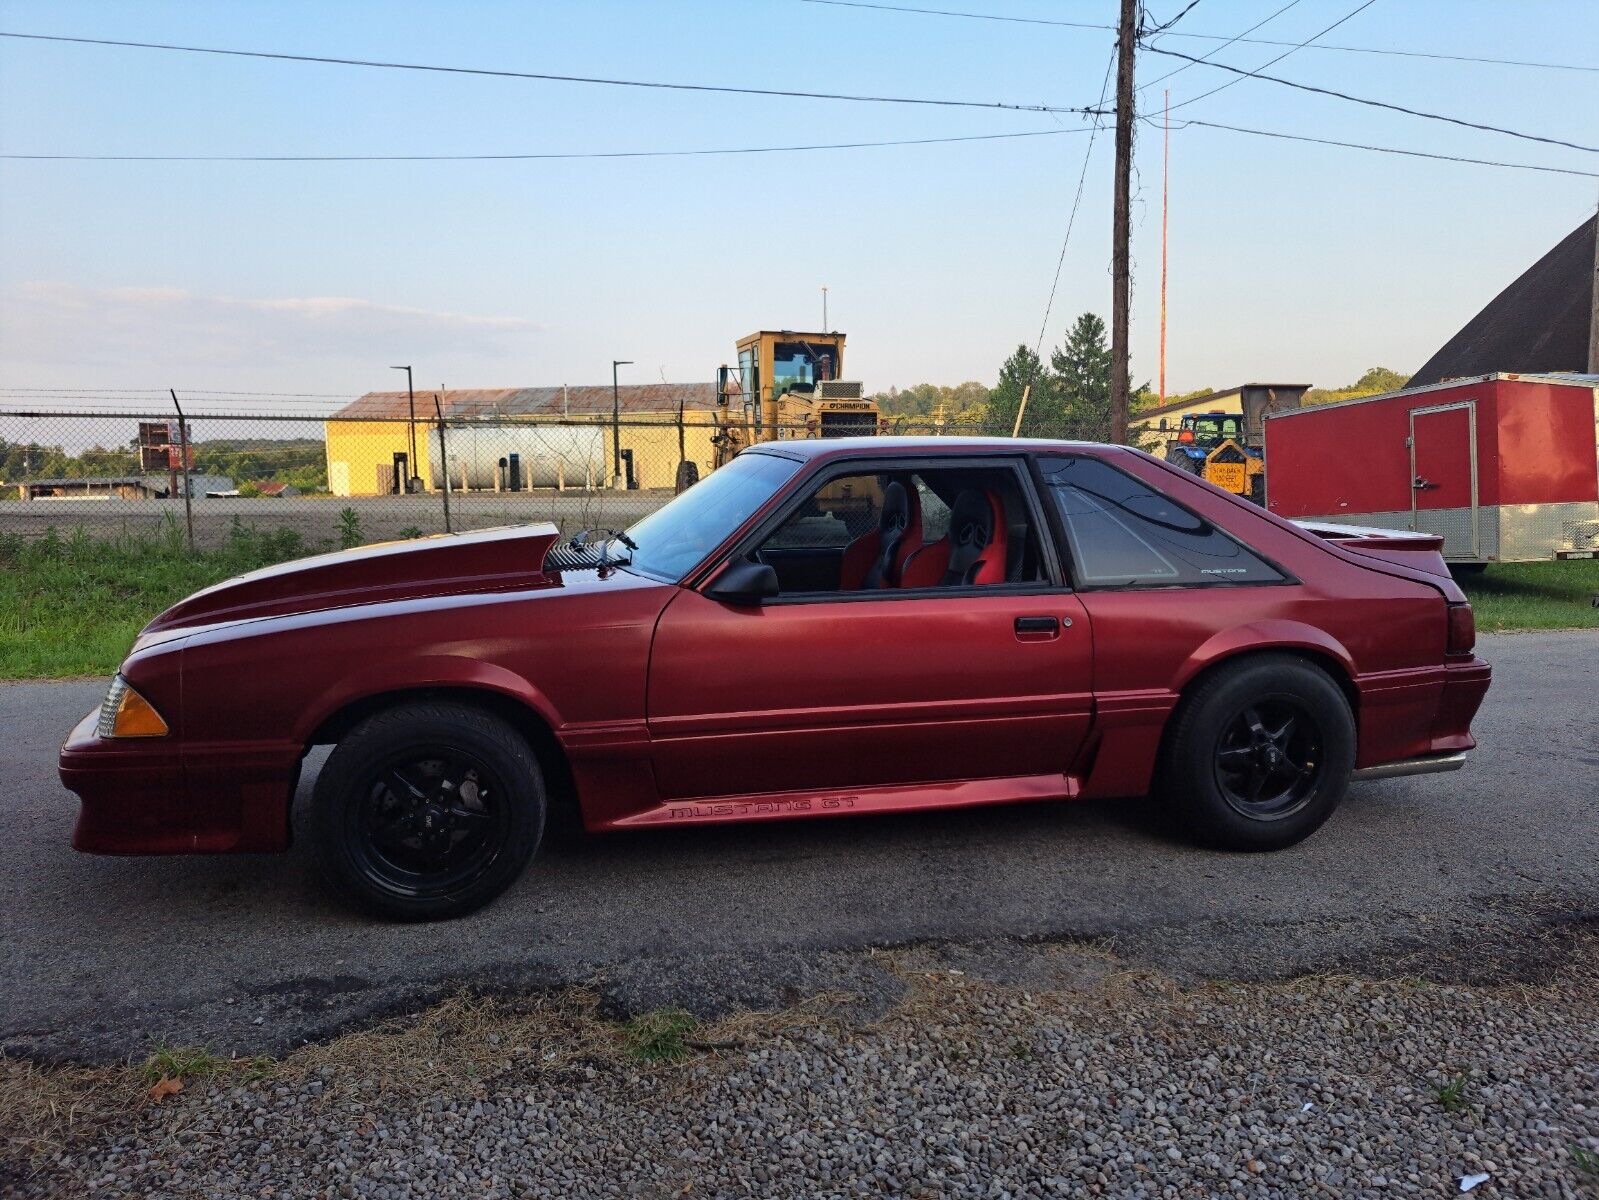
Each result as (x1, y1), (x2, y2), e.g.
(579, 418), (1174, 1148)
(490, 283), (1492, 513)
(0, 406), (1110, 551)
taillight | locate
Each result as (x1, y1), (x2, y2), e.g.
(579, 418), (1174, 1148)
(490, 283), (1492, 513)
(1446, 602), (1475, 655)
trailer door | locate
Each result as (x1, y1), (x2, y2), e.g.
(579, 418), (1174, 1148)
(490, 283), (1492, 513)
(1409, 401), (1479, 558)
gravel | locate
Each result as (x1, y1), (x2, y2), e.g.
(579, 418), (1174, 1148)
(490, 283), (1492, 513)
(10, 940), (1598, 1199)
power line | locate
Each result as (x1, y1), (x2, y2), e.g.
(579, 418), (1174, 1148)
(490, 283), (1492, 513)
(1137, 0), (1306, 93)
(0, 126), (1095, 163)
(1143, 45), (1599, 153)
(797, 0), (1106, 30)
(0, 29), (1098, 116)
(1011, 44), (1117, 439)
(796, 0), (1599, 74)
(1142, 0), (1206, 38)
(1163, 0), (1378, 113)
(1158, 115), (1599, 179)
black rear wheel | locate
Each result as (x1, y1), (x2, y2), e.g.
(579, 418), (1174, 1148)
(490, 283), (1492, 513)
(1159, 655), (1354, 850)
(314, 702), (545, 920)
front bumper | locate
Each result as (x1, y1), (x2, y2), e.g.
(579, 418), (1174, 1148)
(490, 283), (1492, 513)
(60, 708), (194, 853)
(60, 709), (299, 854)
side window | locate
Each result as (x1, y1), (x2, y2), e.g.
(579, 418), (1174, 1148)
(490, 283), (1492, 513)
(1039, 456), (1285, 588)
(762, 474), (883, 549)
(752, 465), (1046, 594)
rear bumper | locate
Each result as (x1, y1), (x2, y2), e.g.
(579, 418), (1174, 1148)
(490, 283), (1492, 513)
(60, 709), (299, 854)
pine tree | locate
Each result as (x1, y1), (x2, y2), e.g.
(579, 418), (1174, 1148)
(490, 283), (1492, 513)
(1049, 312), (1113, 440)
(986, 344), (1058, 436)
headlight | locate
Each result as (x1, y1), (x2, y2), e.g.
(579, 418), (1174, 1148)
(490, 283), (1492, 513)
(98, 675), (170, 738)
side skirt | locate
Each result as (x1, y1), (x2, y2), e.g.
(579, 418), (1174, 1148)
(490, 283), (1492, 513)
(599, 772), (1081, 831)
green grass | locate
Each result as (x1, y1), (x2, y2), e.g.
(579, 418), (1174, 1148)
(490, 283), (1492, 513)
(0, 519), (322, 680)
(620, 1009), (698, 1064)
(1431, 1072), (1471, 1113)
(1458, 559), (1599, 633)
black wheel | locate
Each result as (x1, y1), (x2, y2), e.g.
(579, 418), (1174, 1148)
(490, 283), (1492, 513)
(1449, 562), (1487, 577)
(313, 702), (545, 921)
(675, 460), (700, 494)
(1158, 655), (1354, 850)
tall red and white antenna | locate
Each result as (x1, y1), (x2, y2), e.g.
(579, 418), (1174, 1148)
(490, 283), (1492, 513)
(1160, 88), (1170, 407)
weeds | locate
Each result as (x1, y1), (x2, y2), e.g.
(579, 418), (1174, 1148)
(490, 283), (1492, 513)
(1433, 1073), (1470, 1113)
(140, 1046), (229, 1085)
(1571, 1144), (1599, 1180)
(337, 507), (363, 549)
(622, 1009), (698, 1064)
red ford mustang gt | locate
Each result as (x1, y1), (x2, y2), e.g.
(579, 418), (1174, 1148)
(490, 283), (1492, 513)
(61, 438), (1490, 920)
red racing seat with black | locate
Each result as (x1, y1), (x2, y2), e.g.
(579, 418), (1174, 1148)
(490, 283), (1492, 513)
(839, 479), (923, 589)
(898, 488), (1008, 588)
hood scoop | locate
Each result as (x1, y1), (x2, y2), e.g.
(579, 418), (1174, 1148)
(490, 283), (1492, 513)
(144, 523), (564, 634)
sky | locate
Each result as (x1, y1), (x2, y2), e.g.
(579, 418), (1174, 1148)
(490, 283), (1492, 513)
(1, 0), (1596, 411)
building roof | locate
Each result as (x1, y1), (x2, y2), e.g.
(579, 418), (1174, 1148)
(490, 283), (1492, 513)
(1130, 387), (1244, 423)
(335, 383), (720, 421)
(1410, 212), (1596, 388)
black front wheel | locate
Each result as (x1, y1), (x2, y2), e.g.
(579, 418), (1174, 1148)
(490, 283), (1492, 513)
(313, 702), (545, 920)
(1159, 655), (1355, 850)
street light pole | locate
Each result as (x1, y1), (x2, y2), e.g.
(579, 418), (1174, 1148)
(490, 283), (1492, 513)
(611, 359), (632, 487)
(390, 365), (416, 489)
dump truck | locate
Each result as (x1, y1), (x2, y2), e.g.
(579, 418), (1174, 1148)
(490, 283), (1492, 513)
(710, 330), (880, 471)
(1164, 383), (1309, 503)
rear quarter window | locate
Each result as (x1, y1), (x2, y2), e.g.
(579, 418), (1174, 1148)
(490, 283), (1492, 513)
(1039, 455), (1286, 588)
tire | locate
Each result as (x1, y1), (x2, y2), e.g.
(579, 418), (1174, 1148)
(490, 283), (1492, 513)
(313, 701), (545, 921)
(1449, 562), (1487, 577)
(1158, 655), (1355, 851)
(675, 460), (700, 494)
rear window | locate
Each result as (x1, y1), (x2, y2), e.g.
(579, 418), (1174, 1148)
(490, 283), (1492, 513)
(1039, 456), (1285, 588)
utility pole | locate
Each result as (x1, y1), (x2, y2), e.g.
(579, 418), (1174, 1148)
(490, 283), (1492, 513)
(1110, 0), (1137, 444)
(1588, 195), (1598, 373)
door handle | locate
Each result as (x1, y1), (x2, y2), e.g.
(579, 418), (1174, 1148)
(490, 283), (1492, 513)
(1413, 476), (1440, 491)
(1014, 616), (1061, 634)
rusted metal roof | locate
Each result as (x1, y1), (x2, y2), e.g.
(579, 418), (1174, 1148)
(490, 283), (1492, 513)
(335, 383), (720, 420)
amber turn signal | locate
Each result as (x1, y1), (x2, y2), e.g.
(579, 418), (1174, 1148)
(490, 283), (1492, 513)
(106, 680), (169, 738)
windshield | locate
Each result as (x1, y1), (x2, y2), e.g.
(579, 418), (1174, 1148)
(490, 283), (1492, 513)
(624, 452), (801, 581)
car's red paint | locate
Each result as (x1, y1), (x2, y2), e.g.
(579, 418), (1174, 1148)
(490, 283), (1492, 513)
(60, 439), (1491, 856)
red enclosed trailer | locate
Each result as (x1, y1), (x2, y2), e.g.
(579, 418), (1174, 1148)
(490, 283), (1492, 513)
(1264, 373), (1599, 564)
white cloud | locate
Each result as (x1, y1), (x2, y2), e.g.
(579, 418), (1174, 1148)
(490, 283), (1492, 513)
(0, 282), (540, 373)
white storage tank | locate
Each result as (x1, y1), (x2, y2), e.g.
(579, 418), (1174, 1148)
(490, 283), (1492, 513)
(427, 424), (605, 491)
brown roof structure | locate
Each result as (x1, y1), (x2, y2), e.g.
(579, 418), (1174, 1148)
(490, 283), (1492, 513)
(1410, 213), (1596, 388)
(335, 383), (720, 421)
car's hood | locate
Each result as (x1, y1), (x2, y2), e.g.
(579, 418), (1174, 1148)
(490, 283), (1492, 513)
(144, 524), (566, 635)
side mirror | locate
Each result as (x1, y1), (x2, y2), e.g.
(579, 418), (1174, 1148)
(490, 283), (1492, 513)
(707, 558), (779, 606)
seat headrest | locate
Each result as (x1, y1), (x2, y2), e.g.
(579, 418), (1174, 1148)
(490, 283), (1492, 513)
(880, 480), (911, 535)
(948, 488), (995, 552)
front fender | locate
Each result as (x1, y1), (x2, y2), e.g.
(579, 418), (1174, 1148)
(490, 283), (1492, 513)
(293, 653), (563, 745)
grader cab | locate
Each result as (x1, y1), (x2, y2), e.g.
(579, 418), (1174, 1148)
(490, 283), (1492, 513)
(712, 331), (881, 470)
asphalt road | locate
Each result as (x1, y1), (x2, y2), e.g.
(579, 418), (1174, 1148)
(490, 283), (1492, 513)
(3, 631), (1595, 1064)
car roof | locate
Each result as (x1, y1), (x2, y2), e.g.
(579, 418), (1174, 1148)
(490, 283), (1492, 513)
(749, 435), (1118, 462)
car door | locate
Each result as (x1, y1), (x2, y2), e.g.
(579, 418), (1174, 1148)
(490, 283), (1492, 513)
(645, 456), (1094, 801)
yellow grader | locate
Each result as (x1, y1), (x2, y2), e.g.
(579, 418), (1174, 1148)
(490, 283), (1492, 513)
(711, 330), (881, 470)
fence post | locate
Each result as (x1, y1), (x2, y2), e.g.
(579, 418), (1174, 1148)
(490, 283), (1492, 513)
(169, 389), (197, 554)
(433, 394), (453, 534)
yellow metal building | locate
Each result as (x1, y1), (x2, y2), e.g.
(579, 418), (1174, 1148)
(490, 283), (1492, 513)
(326, 384), (721, 497)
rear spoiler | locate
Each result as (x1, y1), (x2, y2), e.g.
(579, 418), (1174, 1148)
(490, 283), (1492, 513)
(1292, 519), (1453, 579)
